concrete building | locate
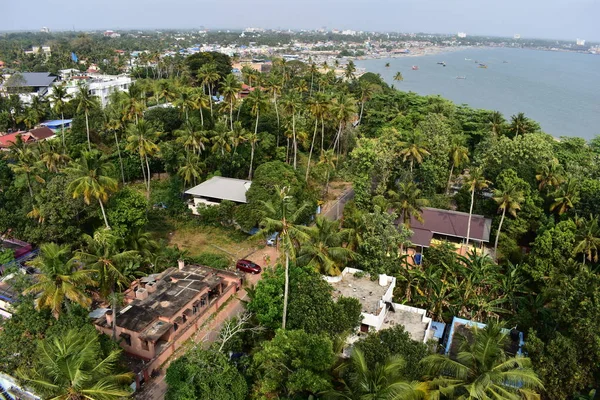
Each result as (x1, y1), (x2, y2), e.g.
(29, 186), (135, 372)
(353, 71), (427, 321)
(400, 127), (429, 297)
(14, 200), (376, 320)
(0, 72), (58, 104)
(92, 262), (243, 385)
(185, 176), (251, 214)
(326, 267), (433, 343)
(87, 75), (132, 107)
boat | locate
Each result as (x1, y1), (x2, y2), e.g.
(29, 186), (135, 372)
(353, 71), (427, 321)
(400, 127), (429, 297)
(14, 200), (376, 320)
(465, 58), (472, 61)
(502, 60), (509, 63)
(478, 63), (488, 69)
(456, 76), (466, 79)
(437, 61), (446, 66)
(412, 65), (419, 70)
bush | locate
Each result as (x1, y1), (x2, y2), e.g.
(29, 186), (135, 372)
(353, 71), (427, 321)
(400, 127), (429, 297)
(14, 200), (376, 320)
(187, 252), (231, 270)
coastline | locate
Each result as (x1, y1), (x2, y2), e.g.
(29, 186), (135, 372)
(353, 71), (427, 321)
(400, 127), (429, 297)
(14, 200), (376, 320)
(355, 46), (470, 61)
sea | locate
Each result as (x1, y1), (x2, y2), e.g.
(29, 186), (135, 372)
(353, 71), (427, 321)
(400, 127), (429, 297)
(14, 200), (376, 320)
(355, 47), (600, 140)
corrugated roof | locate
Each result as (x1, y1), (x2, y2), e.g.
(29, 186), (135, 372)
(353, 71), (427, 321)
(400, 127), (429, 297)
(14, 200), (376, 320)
(185, 176), (252, 203)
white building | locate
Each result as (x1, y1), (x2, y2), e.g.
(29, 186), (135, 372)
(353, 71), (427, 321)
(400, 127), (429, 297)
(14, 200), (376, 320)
(577, 38), (586, 46)
(184, 176), (252, 215)
(326, 267), (434, 343)
(457, 32), (467, 38)
(88, 75), (132, 107)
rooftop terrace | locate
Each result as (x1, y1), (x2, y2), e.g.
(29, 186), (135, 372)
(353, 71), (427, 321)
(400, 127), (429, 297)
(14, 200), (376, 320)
(330, 272), (391, 315)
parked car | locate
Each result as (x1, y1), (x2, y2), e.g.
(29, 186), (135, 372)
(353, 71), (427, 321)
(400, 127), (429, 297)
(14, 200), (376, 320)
(236, 259), (262, 274)
(266, 232), (279, 246)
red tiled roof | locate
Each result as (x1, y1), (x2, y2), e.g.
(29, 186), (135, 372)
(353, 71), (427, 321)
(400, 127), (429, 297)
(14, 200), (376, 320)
(0, 132), (33, 148)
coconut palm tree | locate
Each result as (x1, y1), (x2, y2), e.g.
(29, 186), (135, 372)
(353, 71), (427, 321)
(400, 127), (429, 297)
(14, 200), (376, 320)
(330, 93), (358, 160)
(75, 82), (97, 151)
(49, 83), (71, 147)
(246, 87), (269, 140)
(344, 60), (356, 80)
(18, 328), (133, 400)
(297, 216), (355, 276)
(464, 168), (490, 248)
(220, 74), (242, 130)
(125, 120), (160, 197)
(357, 80), (379, 125)
(573, 214), (600, 264)
(319, 149), (337, 195)
(76, 229), (138, 340)
(104, 116), (126, 185)
(175, 120), (207, 157)
(447, 141), (470, 194)
(174, 87), (196, 122)
(38, 140), (70, 173)
(197, 63), (219, 117)
(281, 91), (303, 169)
(388, 181), (428, 227)
(191, 88), (210, 127)
(24, 243), (96, 319)
(422, 322), (543, 399)
(398, 131), (430, 173)
(535, 159), (563, 192)
(122, 90), (145, 124)
(178, 154), (203, 188)
(488, 111), (505, 136)
(258, 186), (310, 330)
(324, 348), (428, 400)
(509, 112), (534, 137)
(245, 131), (260, 180)
(493, 183), (525, 257)
(265, 74), (284, 144)
(65, 151), (119, 230)
(550, 177), (580, 215)
(306, 93), (329, 181)
(8, 139), (44, 198)
(210, 120), (233, 156)
(394, 71), (404, 82)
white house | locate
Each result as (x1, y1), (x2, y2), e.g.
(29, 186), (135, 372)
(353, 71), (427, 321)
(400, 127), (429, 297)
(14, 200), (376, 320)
(184, 176), (252, 215)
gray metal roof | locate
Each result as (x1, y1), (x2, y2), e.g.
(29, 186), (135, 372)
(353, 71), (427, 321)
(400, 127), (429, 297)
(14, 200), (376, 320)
(185, 176), (252, 203)
(6, 72), (57, 87)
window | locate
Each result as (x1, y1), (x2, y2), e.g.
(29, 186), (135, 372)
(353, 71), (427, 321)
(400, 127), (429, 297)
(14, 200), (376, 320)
(174, 323), (178, 332)
(142, 340), (149, 351)
(193, 305), (198, 314)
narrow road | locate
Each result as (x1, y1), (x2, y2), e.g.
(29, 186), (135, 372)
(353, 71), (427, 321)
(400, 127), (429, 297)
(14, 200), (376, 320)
(322, 188), (355, 221)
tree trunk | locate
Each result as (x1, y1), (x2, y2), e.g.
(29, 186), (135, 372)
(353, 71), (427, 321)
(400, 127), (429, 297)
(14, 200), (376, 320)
(99, 198), (110, 229)
(114, 131), (125, 185)
(208, 84), (213, 117)
(26, 173), (33, 198)
(306, 118), (318, 181)
(410, 159), (414, 173)
(358, 100), (365, 125)
(321, 116), (325, 154)
(248, 143), (255, 180)
(282, 252), (290, 330)
(465, 187), (475, 248)
(255, 110), (260, 137)
(325, 169), (330, 195)
(494, 208), (506, 259)
(85, 111), (91, 151)
(446, 164), (454, 195)
(111, 291), (118, 340)
(61, 112), (66, 148)
(292, 114), (298, 170)
(140, 153), (147, 188)
(145, 155), (152, 199)
(230, 99), (234, 130)
(274, 95), (281, 147)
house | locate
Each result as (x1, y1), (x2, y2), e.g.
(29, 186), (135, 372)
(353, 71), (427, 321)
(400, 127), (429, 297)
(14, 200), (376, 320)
(87, 74), (132, 107)
(184, 176), (252, 215)
(28, 126), (56, 141)
(1, 72), (58, 104)
(40, 119), (73, 132)
(442, 316), (524, 357)
(0, 372), (40, 400)
(399, 207), (492, 249)
(326, 267), (434, 343)
(92, 261), (243, 385)
(0, 132), (33, 150)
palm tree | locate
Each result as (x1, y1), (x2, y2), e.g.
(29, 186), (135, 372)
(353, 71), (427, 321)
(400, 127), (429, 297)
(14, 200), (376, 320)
(49, 83), (71, 147)
(509, 112), (534, 136)
(125, 120), (160, 197)
(388, 181), (428, 226)
(331, 93), (358, 160)
(265, 74), (283, 144)
(464, 168), (490, 248)
(18, 328), (133, 400)
(536, 159), (563, 191)
(24, 243), (96, 319)
(122, 90), (145, 124)
(8, 139), (44, 198)
(246, 88), (269, 141)
(178, 154), (203, 188)
(39, 140), (70, 173)
(319, 149), (337, 195)
(210, 120), (233, 156)
(550, 177), (580, 215)
(324, 348), (428, 400)
(174, 87), (196, 122)
(297, 216), (355, 276)
(573, 215), (600, 264)
(357, 80), (379, 125)
(394, 71), (404, 82)
(493, 183), (525, 257)
(281, 91), (302, 170)
(245, 131), (260, 180)
(191, 88), (209, 127)
(175, 120), (207, 156)
(220, 74), (242, 130)
(105, 116), (126, 185)
(422, 323), (543, 399)
(488, 111), (505, 136)
(65, 151), (119, 230)
(344, 60), (356, 80)
(447, 142), (470, 194)
(306, 93), (329, 181)
(398, 131), (430, 172)
(197, 63), (219, 117)
(75, 82), (97, 151)
(77, 229), (138, 340)
(259, 186), (310, 330)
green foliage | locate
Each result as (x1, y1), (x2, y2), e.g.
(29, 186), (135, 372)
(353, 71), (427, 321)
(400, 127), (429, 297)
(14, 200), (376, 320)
(186, 51), (233, 83)
(106, 187), (148, 236)
(188, 252), (231, 270)
(0, 248), (15, 264)
(354, 325), (429, 381)
(252, 329), (334, 398)
(166, 347), (247, 400)
(196, 200), (237, 227)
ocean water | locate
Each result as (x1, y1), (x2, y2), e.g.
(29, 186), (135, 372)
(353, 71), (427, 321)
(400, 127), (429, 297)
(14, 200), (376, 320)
(355, 48), (600, 140)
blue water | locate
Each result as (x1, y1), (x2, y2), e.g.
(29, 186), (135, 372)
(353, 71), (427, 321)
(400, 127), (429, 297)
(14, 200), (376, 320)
(356, 48), (600, 139)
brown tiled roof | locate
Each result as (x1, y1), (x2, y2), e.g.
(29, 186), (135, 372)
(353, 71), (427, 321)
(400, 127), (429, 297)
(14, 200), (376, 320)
(29, 126), (55, 141)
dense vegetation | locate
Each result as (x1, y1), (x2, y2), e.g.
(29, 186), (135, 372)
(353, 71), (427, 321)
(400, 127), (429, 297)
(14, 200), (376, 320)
(1, 44), (599, 399)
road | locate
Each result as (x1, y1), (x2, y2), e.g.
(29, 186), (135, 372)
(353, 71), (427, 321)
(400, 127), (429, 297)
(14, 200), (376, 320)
(322, 188), (355, 221)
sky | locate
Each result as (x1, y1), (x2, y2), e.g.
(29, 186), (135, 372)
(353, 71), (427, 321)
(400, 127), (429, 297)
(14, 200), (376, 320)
(4, 0), (600, 41)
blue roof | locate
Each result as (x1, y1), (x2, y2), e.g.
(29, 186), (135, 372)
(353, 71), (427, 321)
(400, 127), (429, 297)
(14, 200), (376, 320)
(430, 321), (446, 339)
(444, 317), (524, 356)
(41, 119), (72, 127)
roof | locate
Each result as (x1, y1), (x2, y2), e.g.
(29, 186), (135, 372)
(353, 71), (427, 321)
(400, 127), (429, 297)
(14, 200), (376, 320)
(28, 127), (55, 141)
(0, 132), (33, 148)
(331, 272), (390, 315)
(40, 119), (72, 129)
(5, 72), (57, 88)
(185, 176), (252, 203)
(402, 208), (492, 247)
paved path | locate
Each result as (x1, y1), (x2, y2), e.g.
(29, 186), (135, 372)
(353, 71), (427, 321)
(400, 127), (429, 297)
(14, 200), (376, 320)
(134, 253), (271, 400)
(322, 188), (355, 221)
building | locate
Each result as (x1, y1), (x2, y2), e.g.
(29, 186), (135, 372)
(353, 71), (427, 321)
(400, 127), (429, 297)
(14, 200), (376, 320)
(104, 30), (121, 38)
(87, 75), (132, 107)
(0, 372), (40, 400)
(0, 127), (56, 150)
(576, 38), (586, 46)
(399, 208), (492, 249)
(40, 119), (73, 132)
(1, 72), (58, 104)
(184, 176), (252, 214)
(92, 262), (243, 384)
(24, 46), (51, 57)
(457, 32), (467, 38)
(28, 126), (56, 141)
(326, 267), (434, 343)
(40, 26), (50, 33)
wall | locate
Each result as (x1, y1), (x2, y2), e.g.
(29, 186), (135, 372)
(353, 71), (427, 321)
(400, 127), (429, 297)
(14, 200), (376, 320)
(392, 303), (433, 343)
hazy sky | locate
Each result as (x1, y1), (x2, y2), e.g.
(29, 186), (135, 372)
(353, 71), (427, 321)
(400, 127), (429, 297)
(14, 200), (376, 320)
(4, 0), (599, 41)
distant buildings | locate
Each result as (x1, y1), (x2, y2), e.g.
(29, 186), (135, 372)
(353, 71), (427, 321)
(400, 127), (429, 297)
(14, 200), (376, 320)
(40, 26), (50, 33)
(104, 30), (121, 38)
(24, 46), (51, 57)
(514, 34), (521, 39)
(457, 32), (467, 38)
(576, 38), (586, 46)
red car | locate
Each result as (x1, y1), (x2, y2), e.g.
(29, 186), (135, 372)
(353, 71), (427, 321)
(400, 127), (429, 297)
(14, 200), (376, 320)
(236, 259), (262, 274)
